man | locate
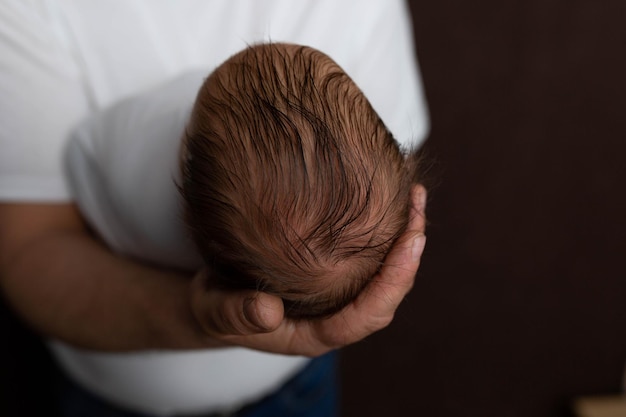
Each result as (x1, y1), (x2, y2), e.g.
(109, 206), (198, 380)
(0, 1), (428, 415)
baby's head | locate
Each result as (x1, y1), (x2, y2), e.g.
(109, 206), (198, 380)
(181, 43), (420, 319)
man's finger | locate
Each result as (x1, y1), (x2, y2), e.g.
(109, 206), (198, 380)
(189, 273), (284, 336)
(367, 184), (426, 302)
(328, 185), (427, 342)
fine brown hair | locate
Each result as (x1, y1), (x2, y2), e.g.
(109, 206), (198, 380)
(181, 43), (421, 319)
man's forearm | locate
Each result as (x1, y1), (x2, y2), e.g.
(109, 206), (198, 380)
(0, 205), (214, 351)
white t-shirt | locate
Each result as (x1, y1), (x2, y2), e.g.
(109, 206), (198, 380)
(0, 0), (429, 415)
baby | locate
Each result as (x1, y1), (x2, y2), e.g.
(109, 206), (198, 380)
(67, 43), (424, 321)
(180, 43), (422, 319)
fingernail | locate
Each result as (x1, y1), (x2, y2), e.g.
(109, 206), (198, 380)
(412, 234), (426, 261)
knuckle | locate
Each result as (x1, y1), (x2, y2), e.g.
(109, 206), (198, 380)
(368, 313), (394, 333)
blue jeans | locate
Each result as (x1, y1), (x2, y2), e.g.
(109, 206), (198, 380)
(57, 352), (338, 417)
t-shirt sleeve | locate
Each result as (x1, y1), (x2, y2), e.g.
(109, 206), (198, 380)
(0, 1), (91, 202)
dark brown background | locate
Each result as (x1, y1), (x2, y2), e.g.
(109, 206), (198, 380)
(341, 0), (626, 416)
(2, 1), (626, 416)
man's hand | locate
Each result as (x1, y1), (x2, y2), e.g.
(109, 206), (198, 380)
(190, 185), (427, 356)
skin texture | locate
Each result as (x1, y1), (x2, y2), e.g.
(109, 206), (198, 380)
(0, 185), (425, 355)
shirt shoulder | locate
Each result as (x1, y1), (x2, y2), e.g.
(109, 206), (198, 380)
(0, 0), (90, 201)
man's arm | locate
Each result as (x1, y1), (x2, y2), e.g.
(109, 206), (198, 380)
(0, 203), (216, 351)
